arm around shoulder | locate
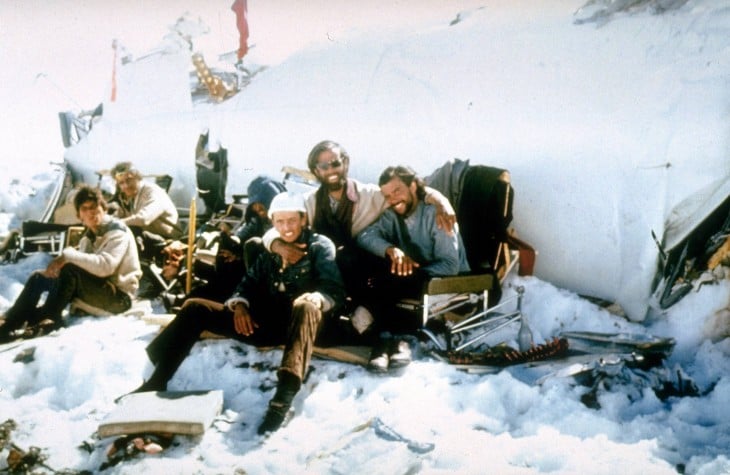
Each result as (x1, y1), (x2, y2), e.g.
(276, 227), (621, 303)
(261, 227), (280, 251)
(423, 186), (456, 234)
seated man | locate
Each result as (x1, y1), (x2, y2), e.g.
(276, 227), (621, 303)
(129, 192), (345, 435)
(183, 232), (245, 304)
(0, 186), (142, 343)
(184, 175), (286, 304)
(356, 165), (470, 372)
(234, 175), (286, 246)
(233, 174), (287, 269)
(110, 161), (182, 261)
(263, 140), (456, 336)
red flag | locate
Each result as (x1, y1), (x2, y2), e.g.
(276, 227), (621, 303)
(231, 0), (249, 61)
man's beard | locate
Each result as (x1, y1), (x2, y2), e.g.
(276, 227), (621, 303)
(323, 175), (346, 192)
(395, 194), (417, 216)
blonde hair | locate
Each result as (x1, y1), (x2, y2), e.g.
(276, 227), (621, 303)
(111, 161), (142, 181)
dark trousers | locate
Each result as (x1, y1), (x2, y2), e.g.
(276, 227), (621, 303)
(336, 245), (381, 306)
(458, 165), (513, 272)
(144, 296), (325, 389)
(2, 264), (131, 332)
(361, 258), (429, 335)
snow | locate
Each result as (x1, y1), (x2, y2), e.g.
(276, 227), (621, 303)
(0, 1), (729, 474)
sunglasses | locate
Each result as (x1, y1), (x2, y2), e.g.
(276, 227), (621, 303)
(114, 172), (137, 185)
(315, 158), (343, 171)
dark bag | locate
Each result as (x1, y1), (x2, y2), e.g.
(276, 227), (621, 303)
(195, 132), (229, 214)
(457, 165), (514, 273)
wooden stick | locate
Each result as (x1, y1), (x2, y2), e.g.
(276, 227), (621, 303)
(186, 198), (196, 294)
(493, 180), (511, 273)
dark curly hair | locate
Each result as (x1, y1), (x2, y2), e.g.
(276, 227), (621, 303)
(73, 185), (107, 213)
(378, 165), (426, 200)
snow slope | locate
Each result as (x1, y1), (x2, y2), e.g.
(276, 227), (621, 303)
(0, 255), (728, 474)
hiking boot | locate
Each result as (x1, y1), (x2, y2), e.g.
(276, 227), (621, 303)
(133, 378), (167, 393)
(16, 319), (61, 340)
(368, 341), (390, 373)
(388, 340), (412, 369)
(257, 401), (293, 435)
(31, 319), (62, 337)
(114, 378), (167, 403)
(0, 318), (10, 343)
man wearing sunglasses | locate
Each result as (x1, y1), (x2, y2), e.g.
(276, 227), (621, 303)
(262, 140), (456, 338)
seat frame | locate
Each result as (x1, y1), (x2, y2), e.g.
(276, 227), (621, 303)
(419, 250), (525, 353)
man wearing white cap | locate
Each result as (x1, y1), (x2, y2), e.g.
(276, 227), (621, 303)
(127, 191), (345, 435)
(261, 140), (456, 338)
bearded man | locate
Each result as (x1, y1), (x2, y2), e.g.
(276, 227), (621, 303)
(355, 165), (470, 371)
(262, 141), (456, 337)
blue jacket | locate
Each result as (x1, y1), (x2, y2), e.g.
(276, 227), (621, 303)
(356, 202), (470, 277)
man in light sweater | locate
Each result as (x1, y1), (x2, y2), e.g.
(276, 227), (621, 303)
(110, 161), (182, 261)
(0, 185), (141, 343)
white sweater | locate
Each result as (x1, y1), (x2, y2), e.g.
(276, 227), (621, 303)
(62, 216), (142, 297)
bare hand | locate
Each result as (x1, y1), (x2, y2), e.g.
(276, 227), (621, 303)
(233, 304), (258, 336)
(386, 247), (420, 276)
(425, 189), (456, 235)
(41, 256), (66, 278)
(271, 239), (307, 267)
(295, 292), (324, 310)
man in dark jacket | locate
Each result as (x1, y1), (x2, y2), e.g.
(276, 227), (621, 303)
(186, 175), (285, 303)
(234, 175), (286, 269)
(130, 191), (345, 435)
(262, 140), (456, 337)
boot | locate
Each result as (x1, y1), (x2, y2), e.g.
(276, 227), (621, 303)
(132, 358), (178, 394)
(257, 401), (293, 435)
(0, 312), (23, 344)
(114, 356), (178, 403)
(367, 338), (390, 373)
(388, 339), (412, 369)
(114, 378), (167, 403)
(257, 371), (300, 435)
